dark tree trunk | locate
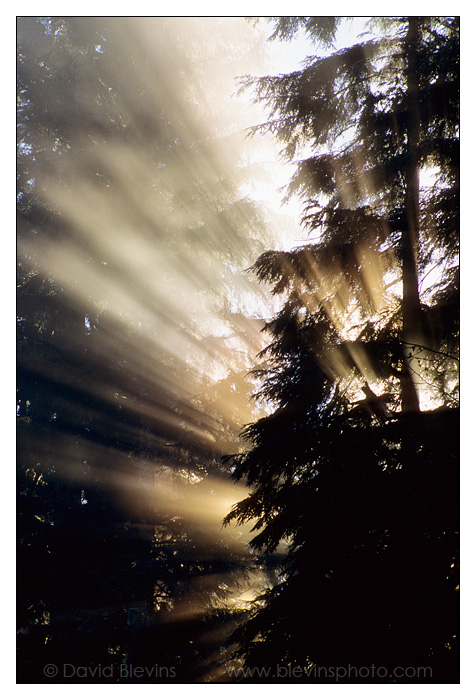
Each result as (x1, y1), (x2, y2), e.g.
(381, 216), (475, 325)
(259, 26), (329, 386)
(401, 17), (423, 412)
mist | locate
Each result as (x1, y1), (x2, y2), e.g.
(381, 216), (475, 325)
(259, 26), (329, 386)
(17, 16), (295, 682)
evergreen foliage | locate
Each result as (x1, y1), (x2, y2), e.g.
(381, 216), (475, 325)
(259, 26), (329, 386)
(225, 16), (459, 682)
(17, 17), (267, 683)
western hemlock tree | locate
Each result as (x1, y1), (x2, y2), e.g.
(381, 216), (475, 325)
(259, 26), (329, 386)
(225, 16), (459, 682)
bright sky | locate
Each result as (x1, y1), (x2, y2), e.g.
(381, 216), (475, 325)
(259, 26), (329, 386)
(9, 9), (471, 698)
(241, 17), (372, 251)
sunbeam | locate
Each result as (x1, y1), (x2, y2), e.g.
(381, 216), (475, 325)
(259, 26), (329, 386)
(17, 16), (459, 684)
(17, 17), (292, 682)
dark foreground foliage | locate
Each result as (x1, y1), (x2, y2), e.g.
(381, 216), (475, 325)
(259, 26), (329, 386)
(224, 16), (459, 682)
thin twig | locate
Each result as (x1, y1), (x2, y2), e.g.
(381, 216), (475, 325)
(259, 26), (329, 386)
(403, 341), (459, 362)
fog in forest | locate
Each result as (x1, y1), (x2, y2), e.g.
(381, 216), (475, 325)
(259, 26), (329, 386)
(17, 16), (459, 685)
(17, 17), (305, 682)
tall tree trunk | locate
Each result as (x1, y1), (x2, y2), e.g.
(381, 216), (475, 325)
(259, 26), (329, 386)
(401, 17), (423, 412)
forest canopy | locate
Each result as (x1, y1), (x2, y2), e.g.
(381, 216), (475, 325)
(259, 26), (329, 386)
(17, 16), (459, 685)
(223, 15), (459, 683)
